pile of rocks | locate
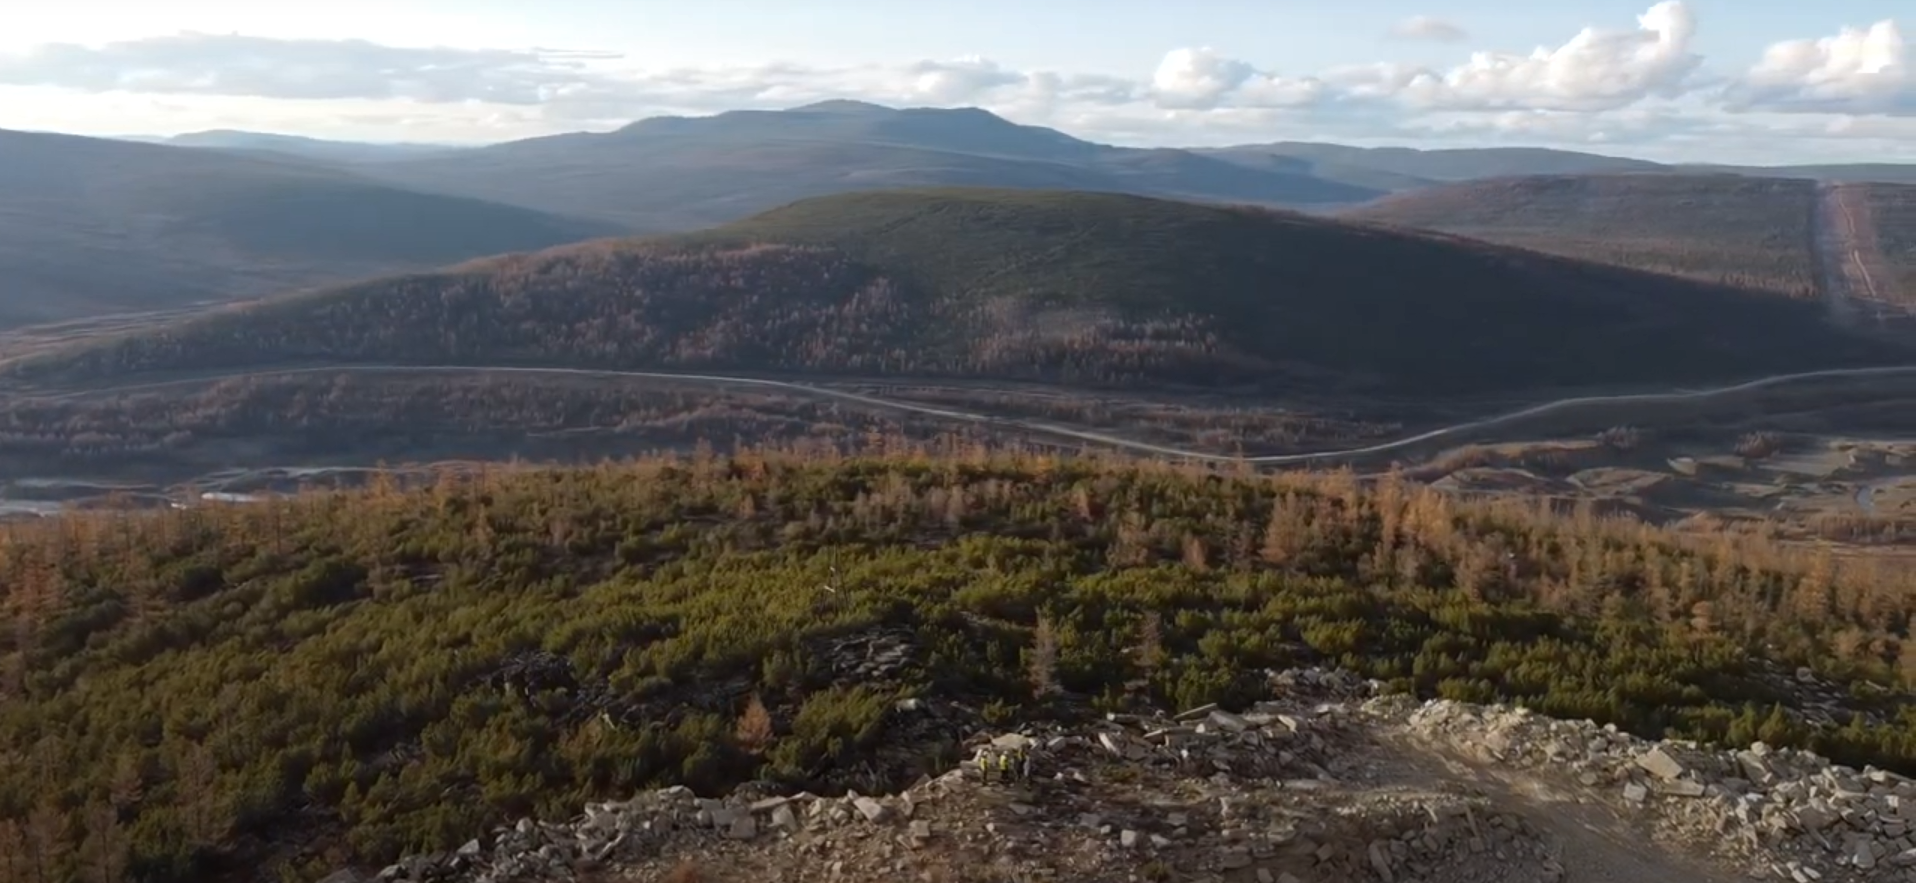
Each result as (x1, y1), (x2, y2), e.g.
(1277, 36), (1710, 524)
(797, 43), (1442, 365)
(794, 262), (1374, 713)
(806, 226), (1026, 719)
(336, 679), (1561, 883)
(1049, 701), (1352, 781)
(1398, 697), (1916, 881)
(946, 700), (1559, 882)
(331, 668), (1916, 883)
(1270, 666), (1377, 702)
(985, 665), (1384, 784)
(343, 785), (848, 882)
(808, 624), (919, 684)
(1749, 660), (1897, 728)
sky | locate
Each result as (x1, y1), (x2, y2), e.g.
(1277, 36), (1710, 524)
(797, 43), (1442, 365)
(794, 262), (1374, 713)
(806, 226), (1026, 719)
(1, 1), (1913, 164)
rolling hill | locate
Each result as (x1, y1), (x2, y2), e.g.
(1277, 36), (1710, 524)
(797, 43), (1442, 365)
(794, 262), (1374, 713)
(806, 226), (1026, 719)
(118, 106), (1916, 238)
(139, 130), (466, 163)
(1204, 143), (1916, 189)
(0, 129), (624, 328)
(11, 188), (1906, 396)
(1195, 142), (1668, 192)
(1866, 184), (1916, 304)
(1691, 162), (1916, 186)
(343, 101), (1386, 230)
(1339, 174), (1827, 298)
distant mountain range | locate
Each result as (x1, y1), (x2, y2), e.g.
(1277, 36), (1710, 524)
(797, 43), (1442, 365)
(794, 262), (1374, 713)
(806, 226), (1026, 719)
(4, 99), (1914, 332)
(136, 101), (1916, 227)
(0, 129), (620, 327)
(304, 100), (1382, 231)
(126, 130), (462, 163)
(127, 100), (1916, 233)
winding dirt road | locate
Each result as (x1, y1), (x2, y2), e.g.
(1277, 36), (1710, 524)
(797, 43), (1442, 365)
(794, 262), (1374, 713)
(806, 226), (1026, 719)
(23, 362), (1916, 466)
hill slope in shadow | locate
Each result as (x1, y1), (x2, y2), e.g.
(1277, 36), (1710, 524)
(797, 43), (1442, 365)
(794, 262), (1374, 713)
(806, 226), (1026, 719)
(10, 188), (1906, 396)
(1338, 174), (1828, 297)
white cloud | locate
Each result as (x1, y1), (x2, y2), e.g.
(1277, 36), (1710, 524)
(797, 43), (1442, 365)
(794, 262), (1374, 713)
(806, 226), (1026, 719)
(0, 33), (619, 104)
(0, 5), (1913, 163)
(1723, 19), (1912, 115)
(904, 56), (1026, 104)
(1390, 1), (1702, 112)
(1149, 48), (1326, 110)
(1390, 16), (1469, 43)
(0, 6), (1710, 119)
(1116, 3), (1702, 114)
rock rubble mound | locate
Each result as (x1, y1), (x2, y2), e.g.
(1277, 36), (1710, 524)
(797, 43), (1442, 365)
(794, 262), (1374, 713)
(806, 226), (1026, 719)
(1400, 697), (1916, 881)
(326, 667), (1916, 883)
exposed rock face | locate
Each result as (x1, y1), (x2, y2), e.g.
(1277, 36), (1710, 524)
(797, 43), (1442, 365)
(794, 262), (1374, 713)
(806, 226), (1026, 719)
(1401, 697), (1916, 881)
(340, 668), (1916, 883)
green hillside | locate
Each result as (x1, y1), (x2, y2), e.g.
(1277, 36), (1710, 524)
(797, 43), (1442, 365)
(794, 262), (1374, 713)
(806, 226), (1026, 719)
(1, 451), (1914, 881)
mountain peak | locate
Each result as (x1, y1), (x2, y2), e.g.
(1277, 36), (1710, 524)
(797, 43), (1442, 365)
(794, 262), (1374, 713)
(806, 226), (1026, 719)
(607, 102), (1100, 163)
(789, 99), (896, 115)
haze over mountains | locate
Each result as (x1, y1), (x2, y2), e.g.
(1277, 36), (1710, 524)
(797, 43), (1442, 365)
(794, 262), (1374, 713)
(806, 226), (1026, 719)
(140, 101), (1916, 222)
(108, 102), (1916, 236)
(7, 69), (1916, 883)
(312, 100), (1382, 231)
(130, 130), (459, 163)
(4, 98), (1915, 359)
(0, 129), (621, 327)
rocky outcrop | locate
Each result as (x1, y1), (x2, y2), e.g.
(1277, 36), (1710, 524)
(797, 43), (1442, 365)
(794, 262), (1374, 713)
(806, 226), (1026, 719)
(1399, 697), (1916, 881)
(332, 667), (1916, 883)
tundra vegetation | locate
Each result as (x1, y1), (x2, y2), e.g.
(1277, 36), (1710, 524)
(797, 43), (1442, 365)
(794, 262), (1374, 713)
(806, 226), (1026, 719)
(0, 444), (1913, 881)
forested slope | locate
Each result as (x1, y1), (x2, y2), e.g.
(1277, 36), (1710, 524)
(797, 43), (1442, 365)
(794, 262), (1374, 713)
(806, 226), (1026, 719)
(0, 449), (1914, 881)
(1864, 184), (1916, 303)
(1341, 174), (1823, 297)
(9, 189), (1904, 396)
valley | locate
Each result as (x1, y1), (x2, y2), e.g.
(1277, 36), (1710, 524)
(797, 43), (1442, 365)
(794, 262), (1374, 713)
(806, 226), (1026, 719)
(0, 177), (1910, 552)
(0, 360), (1911, 556)
(7, 92), (1916, 883)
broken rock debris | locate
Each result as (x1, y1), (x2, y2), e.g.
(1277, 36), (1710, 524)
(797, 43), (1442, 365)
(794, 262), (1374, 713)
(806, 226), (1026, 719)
(331, 667), (1916, 882)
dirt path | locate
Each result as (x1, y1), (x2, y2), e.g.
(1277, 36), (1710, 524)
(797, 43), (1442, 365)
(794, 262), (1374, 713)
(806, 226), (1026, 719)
(1383, 731), (1744, 883)
(1815, 182), (1895, 329)
(13, 363), (1916, 470)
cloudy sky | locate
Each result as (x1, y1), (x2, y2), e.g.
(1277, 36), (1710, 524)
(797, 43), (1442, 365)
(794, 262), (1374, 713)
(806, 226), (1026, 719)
(1, 0), (1912, 163)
